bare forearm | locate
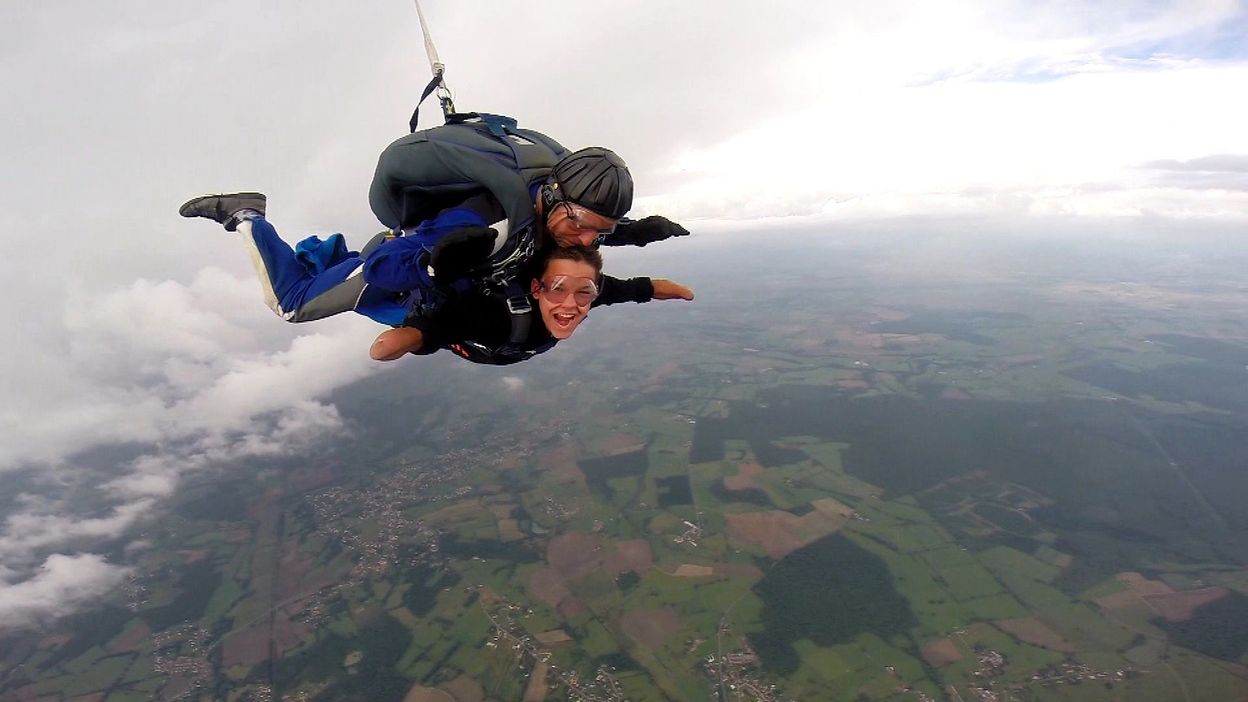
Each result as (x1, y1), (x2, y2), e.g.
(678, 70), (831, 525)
(370, 327), (425, 361)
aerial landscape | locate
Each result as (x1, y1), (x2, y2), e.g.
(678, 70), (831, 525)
(3, 224), (1247, 701)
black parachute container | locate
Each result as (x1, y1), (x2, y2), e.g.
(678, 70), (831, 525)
(368, 113), (569, 234)
(376, 3), (568, 237)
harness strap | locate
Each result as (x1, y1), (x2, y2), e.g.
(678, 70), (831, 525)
(496, 280), (533, 357)
(409, 71), (446, 133)
(410, 0), (455, 130)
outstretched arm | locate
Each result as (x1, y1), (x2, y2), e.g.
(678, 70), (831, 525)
(370, 327), (425, 361)
(601, 216), (690, 247)
(593, 275), (695, 307)
(650, 278), (694, 300)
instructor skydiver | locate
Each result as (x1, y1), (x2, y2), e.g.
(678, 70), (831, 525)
(362, 128), (690, 298)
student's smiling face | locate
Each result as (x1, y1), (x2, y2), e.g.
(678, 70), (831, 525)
(531, 258), (599, 340)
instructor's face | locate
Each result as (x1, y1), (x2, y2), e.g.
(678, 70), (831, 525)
(532, 259), (599, 340)
(545, 203), (618, 248)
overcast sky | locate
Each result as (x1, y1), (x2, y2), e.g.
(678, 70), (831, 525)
(1, 0), (1246, 627)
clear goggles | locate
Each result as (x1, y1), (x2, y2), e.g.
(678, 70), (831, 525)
(537, 275), (599, 306)
(561, 203), (618, 244)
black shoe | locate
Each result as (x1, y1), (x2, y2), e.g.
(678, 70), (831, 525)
(179, 192), (267, 231)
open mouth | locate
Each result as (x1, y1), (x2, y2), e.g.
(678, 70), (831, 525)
(552, 311), (579, 329)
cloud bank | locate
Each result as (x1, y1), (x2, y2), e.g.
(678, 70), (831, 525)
(0, 264), (380, 627)
(0, 554), (131, 628)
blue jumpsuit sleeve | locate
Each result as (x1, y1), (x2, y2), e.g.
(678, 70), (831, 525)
(361, 237), (428, 292)
(362, 206), (492, 292)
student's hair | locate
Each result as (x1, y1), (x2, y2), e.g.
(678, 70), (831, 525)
(544, 245), (603, 275)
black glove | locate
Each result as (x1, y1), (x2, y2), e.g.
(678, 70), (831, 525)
(602, 215), (690, 247)
(429, 226), (498, 280)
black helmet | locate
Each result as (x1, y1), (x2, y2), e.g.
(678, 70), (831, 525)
(547, 147), (633, 219)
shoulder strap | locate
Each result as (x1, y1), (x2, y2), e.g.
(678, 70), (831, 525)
(493, 279), (534, 358)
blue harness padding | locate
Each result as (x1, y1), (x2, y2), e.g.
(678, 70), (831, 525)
(294, 233), (353, 273)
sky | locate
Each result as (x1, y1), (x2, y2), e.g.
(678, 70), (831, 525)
(1, 0), (1246, 627)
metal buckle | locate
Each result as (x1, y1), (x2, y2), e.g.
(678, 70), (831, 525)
(484, 228), (535, 286)
(505, 295), (531, 315)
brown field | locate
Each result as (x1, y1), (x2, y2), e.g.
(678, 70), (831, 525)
(221, 615), (310, 669)
(498, 518), (525, 542)
(488, 503), (514, 519)
(995, 617), (1074, 652)
(604, 540), (653, 575)
(810, 498), (854, 519)
(442, 674), (486, 702)
(724, 463), (763, 491)
(620, 607), (684, 650)
(279, 540), (337, 601)
(674, 564), (715, 577)
(1142, 587), (1229, 622)
(402, 685), (456, 702)
(940, 387), (973, 401)
(222, 626), (270, 668)
(547, 533), (603, 580)
(1095, 590), (1141, 611)
(537, 444), (585, 484)
(725, 508), (847, 559)
(558, 596), (586, 618)
(527, 567), (572, 608)
(523, 662), (551, 702)
(921, 638), (962, 667)
(546, 533), (652, 581)
(726, 511), (806, 558)
(535, 629), (573, 644)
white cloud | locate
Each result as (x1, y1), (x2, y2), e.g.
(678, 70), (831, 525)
(0, 265), (381, 628)
(652, 62), (1248, 222)
(0, 554), (131, 628)
(0, 499), (154, 565)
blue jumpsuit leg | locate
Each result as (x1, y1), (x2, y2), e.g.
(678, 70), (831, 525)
(237, 217), (368, 322)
